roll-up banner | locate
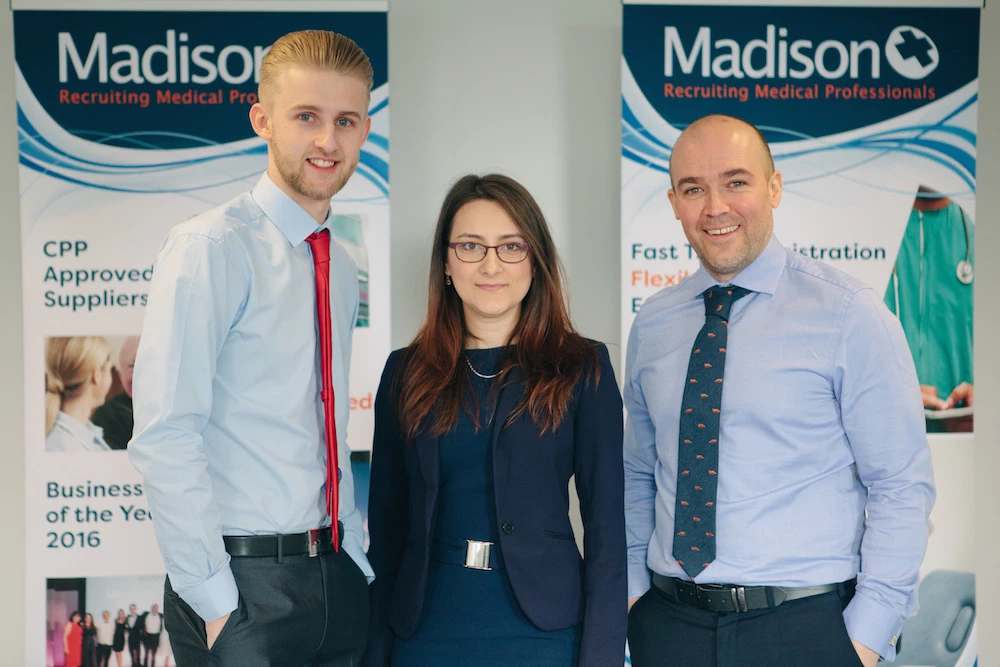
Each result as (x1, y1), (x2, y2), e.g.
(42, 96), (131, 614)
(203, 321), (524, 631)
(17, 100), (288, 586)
(622, 2), (978, 665)
(15, 3), (388, 664)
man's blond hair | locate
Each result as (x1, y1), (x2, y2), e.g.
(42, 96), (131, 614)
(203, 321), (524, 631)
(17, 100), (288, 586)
(258, 30), (373, 105)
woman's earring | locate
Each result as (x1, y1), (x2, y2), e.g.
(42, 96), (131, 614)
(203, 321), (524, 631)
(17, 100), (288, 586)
(445, 275), (452, 286)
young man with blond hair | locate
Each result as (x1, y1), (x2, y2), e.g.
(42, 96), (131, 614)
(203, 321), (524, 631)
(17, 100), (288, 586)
(130, 30), (374, 665)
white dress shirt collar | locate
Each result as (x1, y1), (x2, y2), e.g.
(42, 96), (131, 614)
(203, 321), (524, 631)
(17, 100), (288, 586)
(250, 172), (329, 247)
(686, 234), (787, 299)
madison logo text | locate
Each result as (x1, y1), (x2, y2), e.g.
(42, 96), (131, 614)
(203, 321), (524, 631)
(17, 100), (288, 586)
(663, 24), (939, 103)
(57, 30), (270, 108)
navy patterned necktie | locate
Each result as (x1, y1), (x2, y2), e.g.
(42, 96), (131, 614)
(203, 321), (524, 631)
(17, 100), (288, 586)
(673, 285), (750, 579)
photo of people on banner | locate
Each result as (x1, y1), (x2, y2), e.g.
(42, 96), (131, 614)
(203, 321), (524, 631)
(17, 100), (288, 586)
(47, 576), (173, 667)
(45, 336), (139, 453)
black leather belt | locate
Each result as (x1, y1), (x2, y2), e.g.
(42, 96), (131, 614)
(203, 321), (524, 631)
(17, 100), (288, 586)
(652, 573), (854, 613)
(224, 522), (343, 558)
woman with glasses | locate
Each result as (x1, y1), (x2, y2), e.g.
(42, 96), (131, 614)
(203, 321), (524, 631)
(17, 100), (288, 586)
(45, 336), (114, 453)
(365, 174), (626, 666)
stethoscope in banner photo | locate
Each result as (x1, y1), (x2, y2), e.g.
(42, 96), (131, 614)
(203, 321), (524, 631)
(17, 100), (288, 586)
(890, 205), (973, 320)
(954, 208), (974, 285)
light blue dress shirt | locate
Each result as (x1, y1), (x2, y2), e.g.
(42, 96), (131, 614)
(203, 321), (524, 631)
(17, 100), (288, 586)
(624, 236), (935, 660)
(46, 411), (112, 452)
(130, 173), (373, 623)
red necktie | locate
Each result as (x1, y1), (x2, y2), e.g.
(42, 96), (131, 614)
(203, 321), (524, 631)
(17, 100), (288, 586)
(305, 229), (340, 551)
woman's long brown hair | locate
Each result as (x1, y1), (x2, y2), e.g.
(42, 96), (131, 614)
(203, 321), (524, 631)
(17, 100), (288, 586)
(397, 174), (598, 441)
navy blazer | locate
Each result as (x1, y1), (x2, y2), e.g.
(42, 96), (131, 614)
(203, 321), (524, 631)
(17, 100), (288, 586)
(364, 342), (627, 666)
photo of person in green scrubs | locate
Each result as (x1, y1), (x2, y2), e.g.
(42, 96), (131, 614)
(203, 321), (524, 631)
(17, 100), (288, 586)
(884, 185), (974, 432)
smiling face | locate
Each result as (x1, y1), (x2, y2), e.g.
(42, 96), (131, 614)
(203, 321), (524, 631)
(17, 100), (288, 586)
(668, 117), (782, 282)
(250, 66), (371, 222)
(445, 199), (534, 342)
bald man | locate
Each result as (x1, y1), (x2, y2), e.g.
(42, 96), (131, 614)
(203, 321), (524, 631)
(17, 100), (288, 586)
(623, 114), (934, 667)
(92, 335), (140, 450)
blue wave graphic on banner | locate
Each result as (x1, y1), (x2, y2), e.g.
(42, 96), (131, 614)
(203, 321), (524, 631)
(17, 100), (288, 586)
(621, 98), (671, 175)
(621, 58), (977, 198)
(17, 65), (390, 199)
(622, 93), (976, 195)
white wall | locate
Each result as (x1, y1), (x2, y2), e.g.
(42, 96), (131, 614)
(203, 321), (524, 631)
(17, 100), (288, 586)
(388, 0), (621, 352)
(0, 1), (996, 665)
(974, 0), (1000, 654)
(0, 2), (27, 664)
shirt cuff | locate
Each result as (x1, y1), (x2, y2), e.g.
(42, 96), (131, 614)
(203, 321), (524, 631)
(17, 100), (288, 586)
(175, 564), (239, 623)
(842, 590), (904, 661)
(342, 531), (375, 584)
(628, 561), (652, 599)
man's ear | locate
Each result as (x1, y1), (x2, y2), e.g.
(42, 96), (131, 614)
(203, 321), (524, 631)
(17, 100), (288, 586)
(249, 102), (271, 141)
(769, 170), (783, 209)
(667, 188), (681, 220)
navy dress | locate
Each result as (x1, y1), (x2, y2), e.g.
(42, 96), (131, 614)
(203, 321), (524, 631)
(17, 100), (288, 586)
(391, 347), (581, 666)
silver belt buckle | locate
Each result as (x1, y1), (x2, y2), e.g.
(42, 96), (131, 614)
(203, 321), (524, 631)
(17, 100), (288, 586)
(464, 539), (493, 571)
(307, 529), (321, 557)
(729, 586), (749, 612)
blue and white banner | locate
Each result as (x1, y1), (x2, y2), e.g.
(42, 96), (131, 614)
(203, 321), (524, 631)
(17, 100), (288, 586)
(622, 3), (979, 665)
(16, 5), (388, 664)
(623, 2), (977, 431)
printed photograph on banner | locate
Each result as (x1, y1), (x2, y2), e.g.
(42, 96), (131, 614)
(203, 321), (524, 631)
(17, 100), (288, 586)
(332, 213), (371, 327)
(895, 568), (976, 667)
(901, 513), (978, 667)
(885, 186), (974, 433)
(47, 575), (172, 667)
(45, 336), (139, 453)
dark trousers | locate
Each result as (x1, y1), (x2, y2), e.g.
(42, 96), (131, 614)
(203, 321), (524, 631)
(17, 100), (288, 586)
(628, 583), (864, 667)
(144, 633), (160, 667)
(96, 644), (112, 667)
(164, 547), (370, 667)
(128, 634), (143, 666)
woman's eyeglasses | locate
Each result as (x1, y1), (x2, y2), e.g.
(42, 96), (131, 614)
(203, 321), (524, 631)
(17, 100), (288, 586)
(447, 241), (531, 263)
